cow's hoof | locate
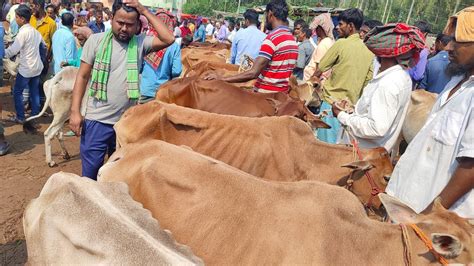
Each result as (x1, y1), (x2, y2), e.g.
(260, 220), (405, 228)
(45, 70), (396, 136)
(48, 161), (58, 168)
(63, 153), (71, 160)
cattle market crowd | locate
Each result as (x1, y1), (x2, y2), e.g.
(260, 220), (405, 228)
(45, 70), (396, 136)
(0, 0), (473, 264)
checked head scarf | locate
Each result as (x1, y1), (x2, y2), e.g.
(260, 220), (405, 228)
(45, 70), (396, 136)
(309, 13), (334, 40)
(144, 9), (176, 70)
(364, 23), (425, 66)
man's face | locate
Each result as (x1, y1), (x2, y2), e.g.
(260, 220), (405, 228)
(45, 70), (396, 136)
(336, 20), (351, 38)
(359, 25), (369, 39)
(15, 14), (26, 27)
(46, 7), (55, 19)
(294, 23), (302, 37)
(446, 40), (474, 70)
(265, 11), (273, 31)
(111, 8), (139, 42)
(30, 2), (39, 16)
(96, 12), (103, 24)
(297, 30), (305, 42)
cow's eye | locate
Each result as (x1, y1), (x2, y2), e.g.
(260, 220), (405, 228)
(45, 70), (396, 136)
(383, 175), (391, 182)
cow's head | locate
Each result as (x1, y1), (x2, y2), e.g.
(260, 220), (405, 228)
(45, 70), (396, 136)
(338, 147), (393, 213)
(288, 76), (322, 109)
(267, 97), (330, 129)
(380, 193), (473, 264)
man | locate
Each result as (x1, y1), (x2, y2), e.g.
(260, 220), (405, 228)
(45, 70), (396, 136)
(293, 18), (305, 39)
(332, 23), (424, 153)
(215, 19), (228, 43)
(230, 9), (266, 65)
(69, 0), (174, 180)
(359, 19), (383, 77)
(206, 0), (297, 93)
(52, 12), (76, 74)
(419, 33), (453, 94)
(314, 8), (374, 144)
(46, 4), (60, 29)
(408, 20), (431, 85)
(387, 7), (474, 219)
(139, 10), (181, 104)
(179, 19), (191, 38)
(359, 19), (382, 39)
(193, 17), (205, 42)
(205, 20), (214, 37)
(226, 21), (236, 43)
(4, 4), (44, 124)
(294, 25), (314, 80)
(30, 0), (56, 54)
(88, 9), (105, 33)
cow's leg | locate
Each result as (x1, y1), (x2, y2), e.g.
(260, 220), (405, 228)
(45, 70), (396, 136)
(57, 130), (70, 160)
(44, 115), (69, 167)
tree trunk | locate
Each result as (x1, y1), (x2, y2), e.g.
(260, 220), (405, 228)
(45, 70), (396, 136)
(453, 0), (461, 15)
(382, 0), (389, 22)
(385, 0), (393, 24)
(236, 0), (241, 14)
(406, 0), (415, 24)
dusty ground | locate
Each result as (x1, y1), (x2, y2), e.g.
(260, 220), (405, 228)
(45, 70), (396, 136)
(0, 85), (81, 264)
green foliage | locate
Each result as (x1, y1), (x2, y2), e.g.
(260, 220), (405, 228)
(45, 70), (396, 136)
(183, 0), (472, 34)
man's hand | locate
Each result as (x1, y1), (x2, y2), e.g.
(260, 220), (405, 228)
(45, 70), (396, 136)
(122, 0), (146, 14)
(69, 111), (84, 136)
(331, 103), (341, 117)
(313, 69), (323, 78)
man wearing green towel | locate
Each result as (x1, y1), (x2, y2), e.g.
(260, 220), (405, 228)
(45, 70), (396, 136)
(69, 0), (174, 180)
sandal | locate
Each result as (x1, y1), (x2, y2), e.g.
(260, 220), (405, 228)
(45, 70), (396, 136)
(7, 117), (24, 124)
(0, 141), (10, 156)
(64, 130), (76, 137)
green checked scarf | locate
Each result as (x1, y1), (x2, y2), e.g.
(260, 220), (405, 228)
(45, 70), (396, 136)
(89, 30), (140, 101)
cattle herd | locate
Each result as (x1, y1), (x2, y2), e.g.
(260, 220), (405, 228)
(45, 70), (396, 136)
(22, 42), (472, 264)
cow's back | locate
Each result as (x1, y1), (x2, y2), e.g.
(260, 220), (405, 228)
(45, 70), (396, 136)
(402, 89), (437, 143)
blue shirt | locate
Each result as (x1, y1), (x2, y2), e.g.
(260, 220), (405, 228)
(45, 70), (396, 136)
(419, 51), (451, 94)
(0, 24), (4, 59)
(140, 42), (182, 97)
(230, 25), (266, 65)
(52, 25), (77, 74)
(88, 21), (105, 34)
(193, 24), (206, 42)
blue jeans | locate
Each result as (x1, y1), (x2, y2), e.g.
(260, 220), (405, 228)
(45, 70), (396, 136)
(80, 119), (116, 180)
(316, 101), (341, 144)
(13, 74), (40, 121)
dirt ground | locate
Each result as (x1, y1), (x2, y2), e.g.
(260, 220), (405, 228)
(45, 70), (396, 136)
(0, 85), (82, 264)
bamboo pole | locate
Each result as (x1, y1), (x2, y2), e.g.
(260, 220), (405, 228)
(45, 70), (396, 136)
(406, 0), (415, 24)
(453, 0), (461, 15)
(381, 0), (389, 22)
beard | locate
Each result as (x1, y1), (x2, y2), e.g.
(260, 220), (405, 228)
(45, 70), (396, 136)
(446, 62), (467, 77)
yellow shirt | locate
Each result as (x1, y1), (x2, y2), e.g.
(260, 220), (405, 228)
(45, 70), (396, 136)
(30, 15), (57, 52)
(318, 34), (374, 104)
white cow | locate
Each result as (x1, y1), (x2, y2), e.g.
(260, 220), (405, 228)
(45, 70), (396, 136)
(402, 89), (437, 143)
(23, 67), (84, 167)
(24, 172), (203, 265)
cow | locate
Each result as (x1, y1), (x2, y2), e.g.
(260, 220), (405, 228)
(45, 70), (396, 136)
(402, 89), (437, 143)
(23, 67), (83, 167)
(155, 77), (329, 130)
(182, 61), (255, 89)
(181, 47), (229, 75)
(24, 171), (203, 265)
(114, 101), (392, 212)
(98, 140), (473, 265)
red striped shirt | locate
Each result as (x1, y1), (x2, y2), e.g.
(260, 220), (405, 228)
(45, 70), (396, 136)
(255, 26), (298, 92)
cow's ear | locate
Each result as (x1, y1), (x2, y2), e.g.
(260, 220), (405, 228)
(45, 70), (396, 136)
(431, 233), (463, 259)
(379, 193), (419, 224)
(341, 160), (373, 172)
(266, 98), (282, 112)
(306, 114), (331, 129)
(164, 107), (208, 129)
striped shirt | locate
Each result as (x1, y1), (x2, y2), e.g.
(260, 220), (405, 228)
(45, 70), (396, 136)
(255, 26), (298, 92)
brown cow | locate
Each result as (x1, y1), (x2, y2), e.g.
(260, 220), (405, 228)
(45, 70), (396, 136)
(99, 140), (473, 265)
(181, 47), (229, 75)
(402, 89), (437, 143)
(156, 77), (329, 130)
(114, 101), (392, 211)
(183, 61), (255, 89)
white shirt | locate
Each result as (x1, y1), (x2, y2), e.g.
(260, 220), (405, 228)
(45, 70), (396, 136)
(205, 23), (214, 36)
(227, 29), (236, 43)
(337, 65), (412, 153)
(104, 20), (111, 32)
(387, 75), (474, 218)
(5, 24), (44, 78)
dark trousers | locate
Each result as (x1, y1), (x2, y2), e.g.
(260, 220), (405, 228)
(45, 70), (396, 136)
(13, 73), (40, 121)
(80, 119), (116, 180)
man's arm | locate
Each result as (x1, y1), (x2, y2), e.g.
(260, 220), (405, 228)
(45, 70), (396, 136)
(205, 56), (270, 83)
(316, 41), (340, 75)
(123, 0), (174, 52)
(4, 32), (23, 58)
(171, 45), (182, 78)
(230, 35), (238, 64)
(423, 157), (474, 212)
(69, 61), (92, 136)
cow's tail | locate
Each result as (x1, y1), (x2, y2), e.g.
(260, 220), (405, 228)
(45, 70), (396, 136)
(23, 73), (57, 134)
